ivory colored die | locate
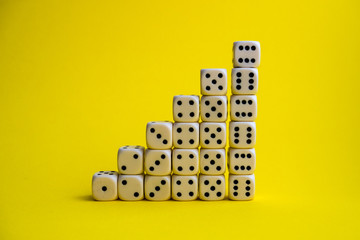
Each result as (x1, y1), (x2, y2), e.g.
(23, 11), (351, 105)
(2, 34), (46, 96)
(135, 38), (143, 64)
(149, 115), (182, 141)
(144, 149), (171, 176)
(230, 95), (257, 122)
(201, 69), (227, 96)
(118, 175), (144, 201)
(144, 175), (171, 201)
(200, 122), (227, 149)
(92, 171), (118, 201)
(172, 149), (199, 175)
(229, 122), (256, 149)
(172, 175), (198, 201)
(199, 175), (225, 201)
(229, 174), (255, 200)
(228, 148), (256, 175)
(200, 96), (227, 122)
(117, 146), (144, 174)
(200, 149), (226, 175)
(173, 95), (200, 122)
(146, 121), (173, 149)
(233, 41), (261, 68)
(231, 68), (258, 95)
(173, 122), (199, 149)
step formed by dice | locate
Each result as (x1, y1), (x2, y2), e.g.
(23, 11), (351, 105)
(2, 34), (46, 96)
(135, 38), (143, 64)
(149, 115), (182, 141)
(117, 146), (144, 174)
(172, 175), (198, 201)
(229, 174), (255, 200)
(118, 175), (144, 201)
(228, 148), (256, 175)
(92, 171), (118, 201)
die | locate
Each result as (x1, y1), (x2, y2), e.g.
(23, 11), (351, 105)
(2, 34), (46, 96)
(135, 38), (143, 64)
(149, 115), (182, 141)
(117, 145), (144, 174)
(199, 175), (225, 201)
(92, 171), (118, 201)
(233, 41), (261, 68)
(146, 121), (173, 149)
(173, 95), (200, 122)
(144, 175), (171, 201)
(229, 122), (256, 148)
(173, 122), (199, 149)
(229, 174), (255, 200)
(172, 149), (199, 175)
(200, 69), (227, 96)
(200, 122), (227, 149)
(231, 68), (258, 95)
(118, 175), (144, 201)
(144, 149), (171, 175)
(200, 96), (227, 122)
(200, 149), (226, 175)
(228, 148), (256, 174)
(230, 95), (257, 122)
(172, 175), (198, 201)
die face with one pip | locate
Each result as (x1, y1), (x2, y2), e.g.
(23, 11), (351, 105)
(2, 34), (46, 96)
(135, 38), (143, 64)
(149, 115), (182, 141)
(118, 175), (144, 201)
(200, 122), (227, 149)
(144, 149), (171, 176)
(231, 68), (258, 95)
(229, 122), (256, 149)
(173, 95), (200, 122)
(200, 149), (226, 175)
(172, 175), (198, 201)
(229, 174), (255, 200)
(146, 121), (173, 149)
(228, 148), (256, 175)
(230, 95), (257, 122)
(92, 171), (118, 201)
(172, 149), (199, 175)
(233, 41), (261, 68)
(173, 123), (199, 149)
(117, 146), (144, 174)
(200, 96), (228, 122)
(144, 175), (171, 201)
(199, 175), (225, 201)
(201, 69), (227, 96)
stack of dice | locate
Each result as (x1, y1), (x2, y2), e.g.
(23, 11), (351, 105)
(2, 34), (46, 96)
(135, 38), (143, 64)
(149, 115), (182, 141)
(228, 41), (260, 200)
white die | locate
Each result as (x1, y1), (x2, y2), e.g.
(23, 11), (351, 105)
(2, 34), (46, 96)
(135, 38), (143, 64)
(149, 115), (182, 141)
(172, 175), (198, 201)
(117, 146), (144, 174)
(231, 68), (258, 95)
(228, 148), (256, 175)
(118, 175), (144, 201)
(201, 69), (227, 96)
(173, 123), (199, 149)
(200, 96), (227, 122)
(229, 174), (255, 200)
(200, 149), (226, 175)
(144, 149), (171, 176)
(92, 171), (118, 201)
(229, 122), (256, 148)
(230, 95), (257, 121)
(199, 175), (225, 201)
(172, 149), (199, 175)
(200, 122), (227, 149)
(173, 95), (200, 122)
(146, 121), (173, 149)
(144, 175), (171, 201)
(233, 41), (261, 68)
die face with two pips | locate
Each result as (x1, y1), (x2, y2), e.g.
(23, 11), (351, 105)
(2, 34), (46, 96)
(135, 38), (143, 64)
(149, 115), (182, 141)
(92, 171), (118, 201)
(146, 122), (173, 149)
(118, 175), (144, 201)
(117, 146), (144, 174)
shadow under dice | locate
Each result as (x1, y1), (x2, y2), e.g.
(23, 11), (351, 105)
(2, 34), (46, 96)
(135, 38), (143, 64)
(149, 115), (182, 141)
(233, 41), (261, 68)
(172, 149), (199, 175)
(118, 175), (144, 201)
(146, 121), (173, 149)
(201, 69), (227, 96)
(201, 96), (227, 122)
(117, 145), (144, 174)
(200, 149), (226, 175)
(92, 171), (118, 201)
(231, 68), (258, 95)
(229, 122), (256, 148)
(199, 175), (225, 201)
(144, 175), (171, 201)
(229, 174), (255, 200)
(145, 149), (171, 175)
(173, 123), (199, 149)
(200, 122), (226, 149)
(173, 95), (200, 122)
(172, 175), (198, 201)
(228, 148), (256, 174)
(230, 95), (257, 121)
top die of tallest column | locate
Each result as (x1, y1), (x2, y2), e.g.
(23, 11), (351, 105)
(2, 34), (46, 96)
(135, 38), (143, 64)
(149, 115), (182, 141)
(233, 41), (261, 68)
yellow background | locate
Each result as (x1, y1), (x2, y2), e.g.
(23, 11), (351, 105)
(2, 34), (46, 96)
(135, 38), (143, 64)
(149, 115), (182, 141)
(0, 0), (359, 239)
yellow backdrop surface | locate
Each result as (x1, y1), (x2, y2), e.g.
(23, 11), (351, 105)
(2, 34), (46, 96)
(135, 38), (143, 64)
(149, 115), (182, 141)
(1, 0), (360, 239)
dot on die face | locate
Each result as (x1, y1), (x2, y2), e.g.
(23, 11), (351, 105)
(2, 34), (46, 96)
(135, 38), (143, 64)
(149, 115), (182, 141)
(173, 95), (200, 122)
(233, 41), (261, 68)
(146, 121), (173, 149)
(201, 69), (227, 96)
(117, 146), (144, 174)
(231, 68), (258, 95)
(230, 95), (257, 122)
(92, 171), (119, 201)
(229, 174), (255, 200)
(228, 148), (256, 175)
(200, 96), (228, 122)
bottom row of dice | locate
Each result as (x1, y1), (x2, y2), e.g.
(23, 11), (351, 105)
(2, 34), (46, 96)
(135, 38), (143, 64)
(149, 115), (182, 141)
(92, 172), (255, 201)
